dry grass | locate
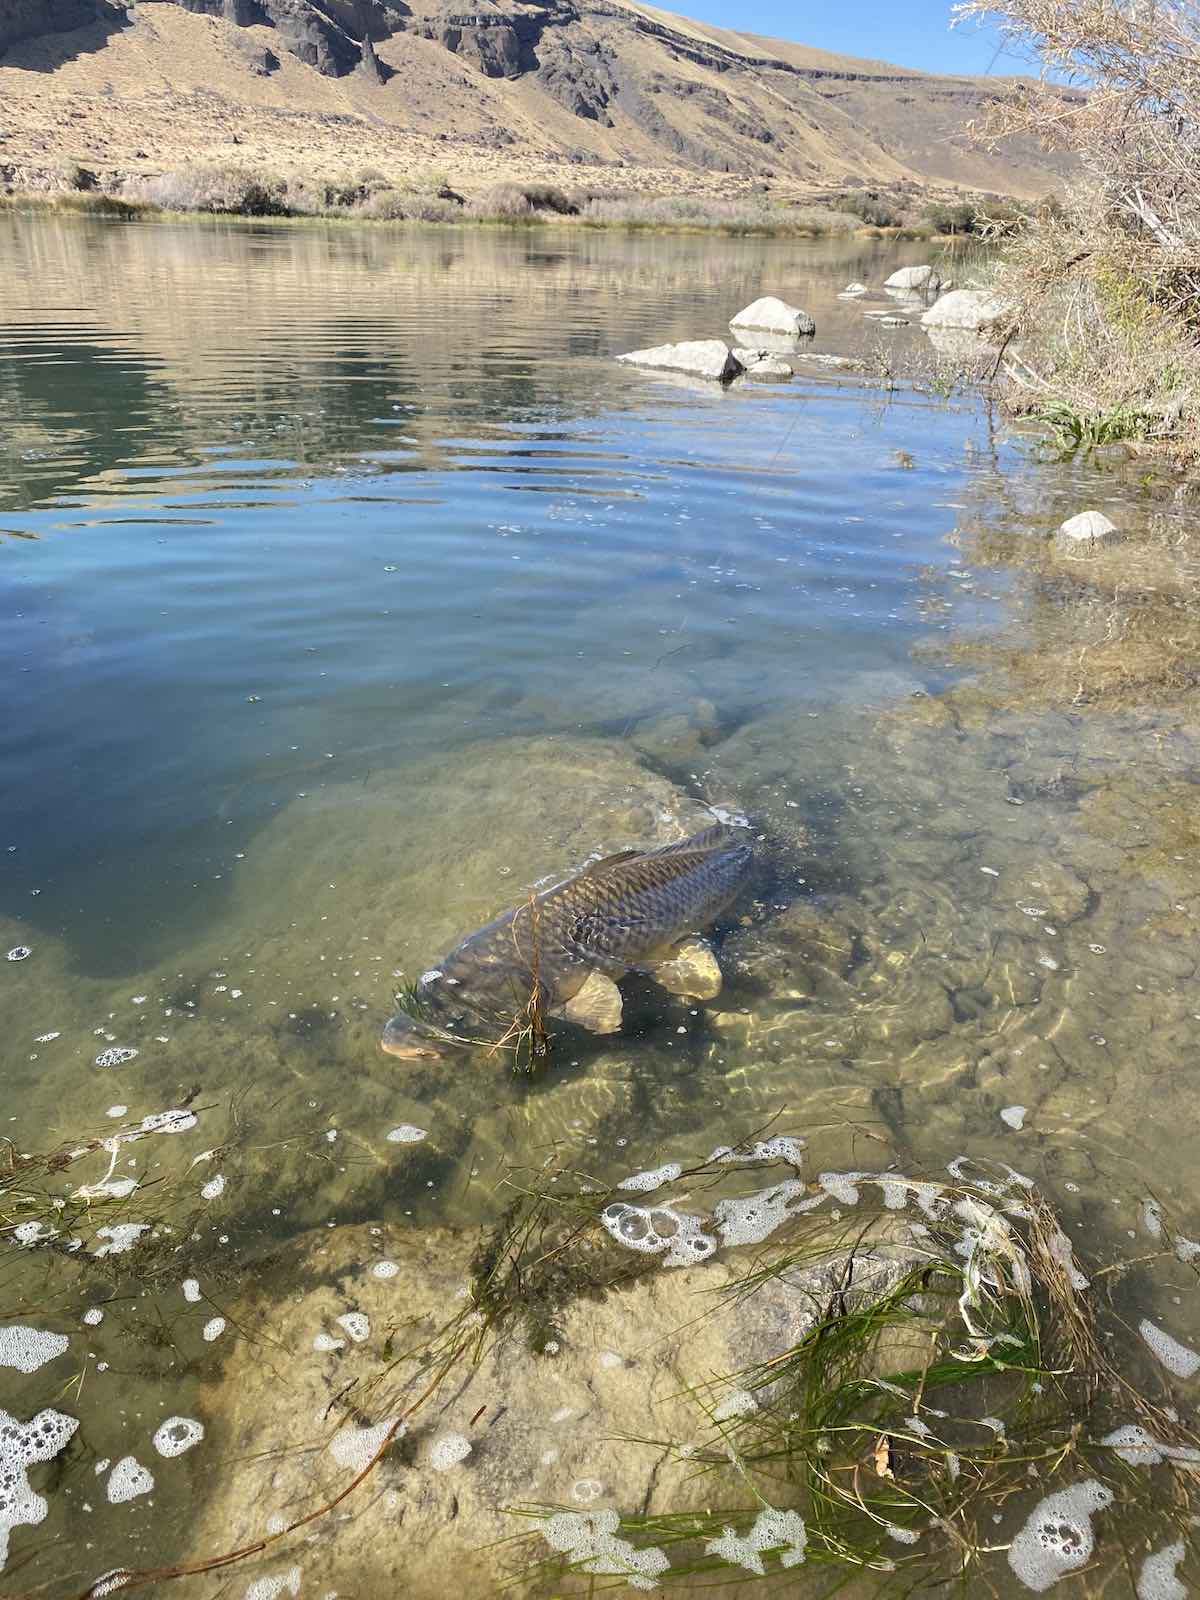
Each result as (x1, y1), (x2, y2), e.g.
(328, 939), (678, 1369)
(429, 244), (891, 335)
(958, 0), (1200, 461)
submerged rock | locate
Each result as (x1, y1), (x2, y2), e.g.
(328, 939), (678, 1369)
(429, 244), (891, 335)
(1057, 510), (1121, 549)
(921, 289), (1007, 331)
(184, 1215), (924, 1597)
(616, 340), (742, 383)
(730, 296), (815, 338)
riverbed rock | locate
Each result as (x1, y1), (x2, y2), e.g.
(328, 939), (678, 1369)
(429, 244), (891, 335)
(921, 289), (1007, 331)
(738, 355), (794, 382)
(730, 296), (815, 338)
(617, 340), (743, 383)
(885, 265), (945, 292)
(184, 1215), (925, 1597)
(1057, 510), (1121, 549)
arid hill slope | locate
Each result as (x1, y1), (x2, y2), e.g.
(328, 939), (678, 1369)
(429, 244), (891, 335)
(0, 0), (1075, 199)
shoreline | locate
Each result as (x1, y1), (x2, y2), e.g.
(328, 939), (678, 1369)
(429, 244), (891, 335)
(0, 187), (954, 241)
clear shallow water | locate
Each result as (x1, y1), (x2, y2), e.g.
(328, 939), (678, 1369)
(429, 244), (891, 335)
(1, 217), (1198, 1597)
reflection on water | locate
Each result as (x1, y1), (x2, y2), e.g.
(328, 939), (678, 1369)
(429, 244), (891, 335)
(0, 217), (1197, 1597)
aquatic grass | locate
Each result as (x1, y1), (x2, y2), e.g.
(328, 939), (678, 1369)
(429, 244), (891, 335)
(501, 1161), (1200, 1593)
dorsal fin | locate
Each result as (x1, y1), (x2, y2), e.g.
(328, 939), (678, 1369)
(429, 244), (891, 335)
(578, 848), (643, 878)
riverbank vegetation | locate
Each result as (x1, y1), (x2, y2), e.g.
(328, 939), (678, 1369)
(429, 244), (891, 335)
(961, 0), (1200, 464)
(0, 165), (1032, 241)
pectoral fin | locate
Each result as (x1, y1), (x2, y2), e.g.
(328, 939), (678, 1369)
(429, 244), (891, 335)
(556, 970), (624, 1034)
(654, 937), (723, 1001)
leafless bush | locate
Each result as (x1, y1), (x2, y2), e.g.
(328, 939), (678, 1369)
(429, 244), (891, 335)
(957, 0), (1200, 458)
(136, 165), (288, 216)
(577, 194), (862, 233)
(356, 189), (464, 222)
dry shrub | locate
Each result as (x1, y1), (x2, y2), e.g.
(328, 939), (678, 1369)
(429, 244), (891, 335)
(578, 194), (862, 233)
(957, 0), (1200, 459)
(357, 189), (463, 222)
(137, 165), (288, 216)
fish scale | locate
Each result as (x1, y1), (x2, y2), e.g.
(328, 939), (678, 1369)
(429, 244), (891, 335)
(384, 824), (753, 1053)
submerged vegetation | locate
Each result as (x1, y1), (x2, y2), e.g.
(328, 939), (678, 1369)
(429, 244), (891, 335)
(962, 0), (1200, 462)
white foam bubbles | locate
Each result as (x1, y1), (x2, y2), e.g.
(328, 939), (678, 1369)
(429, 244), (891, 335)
(617, 1163), (682, 1193)
(0, 1327), (69, 1374)
(1000, 1105), (1027, 1131)
(200, 1175), (225, 1201)
(153, 1417), (204, 1458)
(1137, 1541), (1187, 1600)
(1139, 1318), (1200, 1379)
(106, 1457), (154, 1504)
(386, 1125), (426, 1144)
(94, 1048), (138, 1068)
(83, 1309), (104, 1327)
(542, 1509), (670, 1591)
(5, 946), (31, 962)
(328, 1418), (400, 1473)
(705, 1507), (807, 1575)
(1100, 1425), (1200, 1468)
(1007, 1480), (1113, 1592)
(714, 1181), (804, 1247)
(182, 1279), (201, 1304)
(712, 1388), (757, 1423)
(92, 1225), (149, 1258)
(371, 1261), (399, 1281)
(429, 1433), (471, 1472)
(600, 1202), (716, 1267)
(202, 1317), (226, 1342)
(313, 1333), (345, 1353)
(0, 1406), (79, 1569)
(335, 1312), (369, 1343)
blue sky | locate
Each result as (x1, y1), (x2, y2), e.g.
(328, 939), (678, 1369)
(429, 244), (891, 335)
(674, 0), (1039, 77)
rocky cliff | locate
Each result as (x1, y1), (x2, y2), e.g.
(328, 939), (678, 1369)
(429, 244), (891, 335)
(0, 0), (1077, 198)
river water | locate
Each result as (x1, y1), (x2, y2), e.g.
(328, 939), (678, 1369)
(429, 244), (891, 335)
(1, 217), (1197, 1597)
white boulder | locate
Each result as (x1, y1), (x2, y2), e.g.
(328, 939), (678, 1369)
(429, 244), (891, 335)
(617, 340), (743, 383)
(730, 296), (815, 338)
(1056, 511), (1121, 549)
(885, 265), (945, 292)
(921, 290), (1006, 331)
(732, 348), (793, 381)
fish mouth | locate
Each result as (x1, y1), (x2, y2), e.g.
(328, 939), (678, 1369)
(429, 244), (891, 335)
(381, 1013), (449, 1060)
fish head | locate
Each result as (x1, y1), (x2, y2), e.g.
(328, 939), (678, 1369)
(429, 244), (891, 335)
(380, 1010), (458, 1060)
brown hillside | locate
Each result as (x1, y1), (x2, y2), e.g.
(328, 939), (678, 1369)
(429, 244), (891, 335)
(0, 0), (1076, 200)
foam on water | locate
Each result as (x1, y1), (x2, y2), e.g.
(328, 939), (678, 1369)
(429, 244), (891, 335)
(1139, 1319), (1200, 1379)
(93, 1224), (149, 1257)
(542, 1509), (670, 1591)
(152, 1418), (204, 1458)
(94, 1048), (138, 1068)
(712, 1388), (757, 1423)
(704, 1507), (807, 1575)
(83, 1309), (104, 1327)
(429, 1433), (471, 1472)
(336, 1312), (369, 1343)
(818, 1172), (864, 1205)
(710, 1137), (806, 1166)
(617, 1164), (682, 1194)
(371, 1261), (399, 1280)
(1137, 1542), (1187, 1600)
(1007, 1480), (1113, 1592)
(313, 1334), (345, 1352)
(386, 1126), (427, 1144)
(201, 1175), (226, 1200)
(714, 1181), (805, 1247)
(599, 1202), (716, 1266)
(182, 1279), (201, 1303)
(1100, 1424), (1200, 1467)
(0, 1406), (79, 1570)
(106, 1457), (154, 1504)
(202, 1317), (226, 1342)
(0, 1327), (68, 1373)
(328, 1418), (400, 1473)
